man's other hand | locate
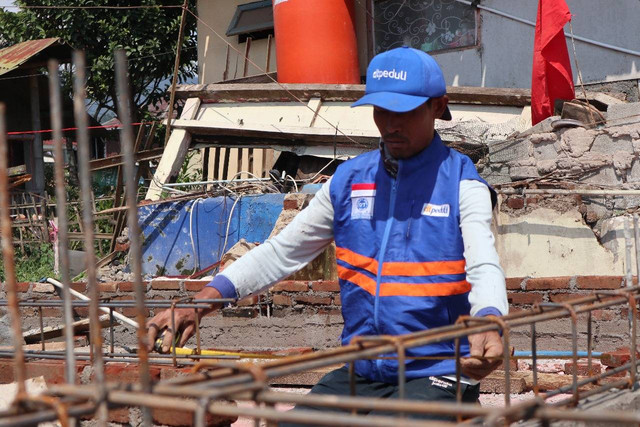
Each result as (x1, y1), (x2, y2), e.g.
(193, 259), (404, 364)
(460, 330), (503, 380)
(146, 286), (223, 353)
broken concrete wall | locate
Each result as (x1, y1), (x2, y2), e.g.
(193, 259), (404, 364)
(483, 107), (640, 278)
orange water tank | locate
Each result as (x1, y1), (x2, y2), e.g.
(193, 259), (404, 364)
(273, 0), (360, 84)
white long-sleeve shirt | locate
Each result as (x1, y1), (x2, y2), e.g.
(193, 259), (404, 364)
(209, 178), (508, 317)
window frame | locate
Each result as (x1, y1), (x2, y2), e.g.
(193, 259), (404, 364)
(368, 0), (481, 60)
(226, 0), (274, 39)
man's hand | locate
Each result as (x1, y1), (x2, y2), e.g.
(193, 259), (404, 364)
(460, 330), (503, 380)
(146, 286), (223, 353)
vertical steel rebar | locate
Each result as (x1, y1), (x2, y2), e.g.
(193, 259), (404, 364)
(73, 51), (108, 425)
(0, 103), (27, 395)
(48, 60), (76, 385)
(115, 49), (152, 426)
(109, 308), (115, 355)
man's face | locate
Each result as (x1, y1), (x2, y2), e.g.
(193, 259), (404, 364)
(373, 96), (448, 159)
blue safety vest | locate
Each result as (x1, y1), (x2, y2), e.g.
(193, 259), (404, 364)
(329, 133), (492, 383)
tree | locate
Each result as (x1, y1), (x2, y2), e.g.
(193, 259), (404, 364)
(0, 0), (198, 123)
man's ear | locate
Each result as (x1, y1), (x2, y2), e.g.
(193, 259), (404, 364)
(431, 95), (449, 119)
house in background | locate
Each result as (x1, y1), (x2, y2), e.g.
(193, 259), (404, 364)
(197, 0), (640, 97)
(0, 37), (112, 197)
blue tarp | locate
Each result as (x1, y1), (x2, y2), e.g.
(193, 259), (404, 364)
(139, 194), (285, 276)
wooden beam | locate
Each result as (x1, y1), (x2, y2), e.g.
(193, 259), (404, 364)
(175, 83), (533, 106)
(145, 97), (202, 201)
(89, 147), (165, 171)
(171, 118), (379, 146)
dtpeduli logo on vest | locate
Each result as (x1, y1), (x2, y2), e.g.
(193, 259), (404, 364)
(350, 183), (376, 219)
(372, 69), (408, 81)
(422, 203), (450, 217)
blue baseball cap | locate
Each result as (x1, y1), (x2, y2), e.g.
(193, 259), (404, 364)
(352, 46), (452, 120)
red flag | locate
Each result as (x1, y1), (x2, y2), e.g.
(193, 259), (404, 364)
(531, 0), (575, 125)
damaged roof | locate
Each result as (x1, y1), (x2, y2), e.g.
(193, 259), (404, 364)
(0, 37), (71, 76)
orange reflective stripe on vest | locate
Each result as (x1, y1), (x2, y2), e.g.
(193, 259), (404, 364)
(336, 247), (467, 277)
(337, 265), (471, 297)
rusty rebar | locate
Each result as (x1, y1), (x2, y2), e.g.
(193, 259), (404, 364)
(114, 49), (152, 426)
(47, 59), (76, 385)
(72, 51), (107, 425)
(0, 103), (27, 395)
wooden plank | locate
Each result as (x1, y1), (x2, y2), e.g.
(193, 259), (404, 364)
(227, 148), (240, 180)
(23, 315), (111, 344)
(265, 34), (272, 73)
(145, 97), (202, 201)
(252, 149), (264, 178)
(242, 37), (251, 77)
(175, 83), (533, 106)
(241, 148), (250, 179)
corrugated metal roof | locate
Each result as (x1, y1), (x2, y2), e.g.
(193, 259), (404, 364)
(0, 38), (61, 76)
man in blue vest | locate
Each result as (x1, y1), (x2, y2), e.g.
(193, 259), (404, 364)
(148, 47), (508, 420)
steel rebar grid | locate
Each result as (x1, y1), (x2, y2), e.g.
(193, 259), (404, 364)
(0, 284), (633, 425)
(72, 51), (108, 425)
(47, 59), (76, 385)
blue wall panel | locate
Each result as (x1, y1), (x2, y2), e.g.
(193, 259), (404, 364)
(139, 194), (284, 276)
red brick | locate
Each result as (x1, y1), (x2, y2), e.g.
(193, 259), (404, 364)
(0, 360), (15, 383)
(152, 406), (237, 427)
(114, 241), (130, 252)
(271, 281), (309, 292)
(237, 295), (259, 306)
(117, 281), (135, 292)
(525, 196), (541, 205)
(102, 363), (161, 383)
(97, 282), (118, 293)
(273, 294), (293, 306)
(507, 292), (543, 305)
(564, 362), (601, 376)
(505, 278), (524, 290)
(159, 366), (192, 380)
(150, 280), (181, 290)
(295, 295), (332, 305)
(601, 347), (640, 368)
(525, 277), (570, 290)
(575, 276), (623, 290)
(333, 295), (341, 306)
(16, 282), (31, 292)
(506, 197), (525, 209)
(108, 407), (130, 424)
(41, 307), (62, 317)
(592, 309), (617, 321)
(549, 293), (583, 302)
(184, 280), (209, 292)
(318, 308), (342, 316)
(283, 199), (300, 210)
(25, 361), (67, 385)
(604, 366), (628, 378)
(120, 307), (150, 318)
(70, 282), (86, 292)
(312, 281), (340, 292)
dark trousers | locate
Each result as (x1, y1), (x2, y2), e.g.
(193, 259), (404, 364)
(280, 366), (480, 426)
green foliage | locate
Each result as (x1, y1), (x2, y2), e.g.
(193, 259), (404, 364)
(0, 244), (55, 282)
(0, 0), (198, 122)
(175, 149), (202, 183)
